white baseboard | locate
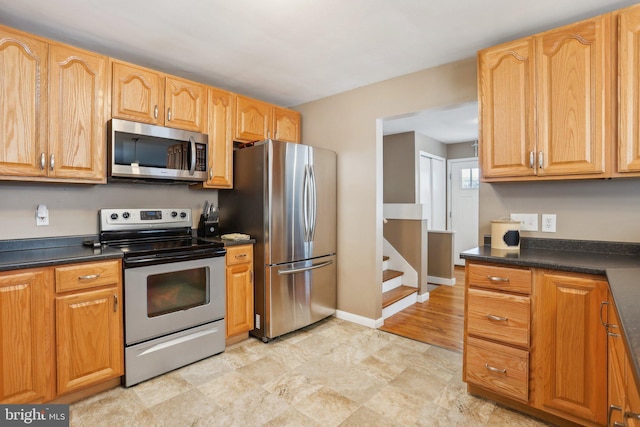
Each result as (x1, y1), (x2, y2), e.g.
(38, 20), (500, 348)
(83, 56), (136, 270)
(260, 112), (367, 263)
(335, 310), (383, 328)
(417, 291), (430, 303)
(428, 275), (456, 286)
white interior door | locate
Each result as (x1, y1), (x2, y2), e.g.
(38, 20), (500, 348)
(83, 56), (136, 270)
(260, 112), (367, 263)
(448, 158), (479, 265)
(419, 152), (446, 230)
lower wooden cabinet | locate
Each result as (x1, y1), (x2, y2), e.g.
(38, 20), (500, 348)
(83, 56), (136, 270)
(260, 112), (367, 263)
(533, 270), (608, 426)
(464, 262), (610, 426)
(225, 244), (254, 338)
(0, 269), (52, 403)
(0, 259), (123, 404)
(607, 298), (640, 426)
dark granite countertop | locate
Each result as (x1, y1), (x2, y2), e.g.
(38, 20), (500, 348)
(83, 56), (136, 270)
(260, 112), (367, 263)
(198, 236), (256, 247)
(461, 237), (640, 392)
(0, 235), (123, 272)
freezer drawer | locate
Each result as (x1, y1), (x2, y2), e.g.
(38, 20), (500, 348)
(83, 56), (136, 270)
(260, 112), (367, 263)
(262, 255), (336, 340)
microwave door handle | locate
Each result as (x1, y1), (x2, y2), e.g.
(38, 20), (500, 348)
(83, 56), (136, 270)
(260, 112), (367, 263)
(189, 136), (196, 175)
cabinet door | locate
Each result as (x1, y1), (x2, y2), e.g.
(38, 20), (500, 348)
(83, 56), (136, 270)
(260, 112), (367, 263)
(55, 287), (122, 395)
(234, 95), (270, 142)
(226, 263), (253, 337)
(619, 5), (640, 173)
(535, 15), (611, 176)
(627, 362), (640, 427)
(272, 106), (301, 143)
(164, 76), (205, 132)
(478, 38), (536, 178)
(48, 44), (107, 182)
(535, 271), (608, 425)
(204, 87), (233, 188)
(111, 61), (163, 125)
(0, 28), (48, 178)
(608, 301), (627, 427)
(0, 269), (51, 403)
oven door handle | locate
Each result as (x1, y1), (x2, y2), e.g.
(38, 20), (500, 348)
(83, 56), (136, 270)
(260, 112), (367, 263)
(125, 249), (226, 266)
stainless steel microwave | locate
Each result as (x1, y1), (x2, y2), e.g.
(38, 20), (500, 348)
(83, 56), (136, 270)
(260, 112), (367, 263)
(108, 119), (208, 182)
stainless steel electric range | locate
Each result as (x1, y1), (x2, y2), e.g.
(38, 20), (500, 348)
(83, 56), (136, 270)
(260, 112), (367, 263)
(99, 208), (226, 387)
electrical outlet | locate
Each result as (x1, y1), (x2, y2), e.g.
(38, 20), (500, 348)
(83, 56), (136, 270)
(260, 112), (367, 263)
(541, 214), (556, 232)
(510, 213), (538, 231)
(36, 204), (49, 226)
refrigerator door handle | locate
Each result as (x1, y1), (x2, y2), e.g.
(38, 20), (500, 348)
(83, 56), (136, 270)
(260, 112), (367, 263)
(277, 260), (334, 275)
(303, 165), (311, 242)
(309, 164), (318, 241)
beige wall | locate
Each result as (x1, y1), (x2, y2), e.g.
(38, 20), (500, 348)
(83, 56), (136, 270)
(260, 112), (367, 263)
(383, 219), (428, 294)
(295, 57), (477, 322)
(383, 133), (416, 203)
(447, 141), (477, 160)
(0, 182), (216, 240)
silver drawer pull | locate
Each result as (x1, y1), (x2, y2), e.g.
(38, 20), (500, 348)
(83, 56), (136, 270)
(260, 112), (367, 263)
(484, 364), (507, 374)
(487, 275), (510, 283)
(608, 332), (621, 338)
(626, 411), (640, 420)
(487, 314), (508, 322)
(78, 274), (100, 280)
(235, 254), (247, 259)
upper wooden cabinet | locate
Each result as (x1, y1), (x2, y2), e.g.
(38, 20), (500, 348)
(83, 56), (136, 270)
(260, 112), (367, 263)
(0, 26), (107, 183)
(111, 60), (206, 133)
(48, 44), (107, 181)
(618, 4), (640, 174)
(0, 27), (48, 178)
(235, 95), (301, 143)
(479, 38), (535, 178)
(479, 14), (613, 181)
(272, 106), (301, 143)
(204, 87), (234, 188)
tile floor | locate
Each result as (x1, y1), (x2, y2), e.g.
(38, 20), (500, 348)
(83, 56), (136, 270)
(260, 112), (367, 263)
(70, 317), (550, 426)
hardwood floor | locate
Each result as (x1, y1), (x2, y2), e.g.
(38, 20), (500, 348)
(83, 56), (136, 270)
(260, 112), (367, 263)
(379, 266), (465, 352)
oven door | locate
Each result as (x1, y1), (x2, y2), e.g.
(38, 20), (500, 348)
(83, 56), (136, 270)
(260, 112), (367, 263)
(124, 256), (225, 345)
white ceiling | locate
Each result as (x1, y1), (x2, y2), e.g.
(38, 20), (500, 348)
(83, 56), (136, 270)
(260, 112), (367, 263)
(0, 0), (635, 141)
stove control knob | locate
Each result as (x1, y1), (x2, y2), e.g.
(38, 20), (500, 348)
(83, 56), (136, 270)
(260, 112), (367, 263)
(171, 211), (178, 218)
(122, 212), (130, 219)
(110, 213), (118, 220)
(180, 212), (187, 218)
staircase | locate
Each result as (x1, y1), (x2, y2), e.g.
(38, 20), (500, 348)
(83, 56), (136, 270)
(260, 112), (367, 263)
(382, 256), (417, 319)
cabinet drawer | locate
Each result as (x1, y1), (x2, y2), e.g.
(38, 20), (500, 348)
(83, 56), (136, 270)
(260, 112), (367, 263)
(226, 245), (253, 266)
(467, 288), (530, 347)
(468, 263), (531, 294)
(55, 260), (120, 293)
(465, 336), (529, 402)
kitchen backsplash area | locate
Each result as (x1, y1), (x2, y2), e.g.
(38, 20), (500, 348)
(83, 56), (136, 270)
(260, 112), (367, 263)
(0, 182), (218, 240)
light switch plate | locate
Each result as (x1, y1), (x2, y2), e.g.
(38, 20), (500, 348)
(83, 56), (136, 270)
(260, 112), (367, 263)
(510, 213), (538, 231)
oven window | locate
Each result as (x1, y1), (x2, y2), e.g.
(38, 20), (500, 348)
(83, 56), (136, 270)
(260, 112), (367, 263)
(147, 267), (209, 317)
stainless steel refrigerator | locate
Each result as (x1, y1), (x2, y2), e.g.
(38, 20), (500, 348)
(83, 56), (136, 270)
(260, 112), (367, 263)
(219, 139), (337, 341)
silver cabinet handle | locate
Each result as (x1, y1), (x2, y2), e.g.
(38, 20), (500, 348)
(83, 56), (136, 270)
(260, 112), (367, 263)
(235, 253), (247, 259)
(610, 404), (623, 427)
(487, 275), (510, 283)
(113, 294), (118, 312)
(600, 301), (609, 328)
(154, 105), (158, 119)
(626, 411), (640, 420)
(78, 274), (100, 280)
(538, 151), (544, 169)
(484, 364), (507, 374)
(529, 151), (535, 169)
(49, 154), (55, 170)
(167, 107), (172, 121)
(209, 168), (213, 179)
(487, 314), (508, 322)
(40, 152), (46, 170)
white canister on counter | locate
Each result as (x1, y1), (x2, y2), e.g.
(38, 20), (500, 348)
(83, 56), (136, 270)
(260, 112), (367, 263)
(491, 219), (521, 251)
